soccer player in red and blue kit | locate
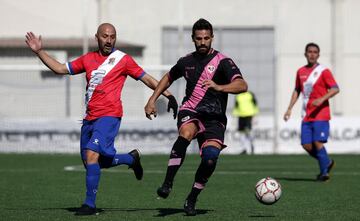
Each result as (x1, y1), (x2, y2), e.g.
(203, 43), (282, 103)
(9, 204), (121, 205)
(284, 42), (340, 182)
(145, 18), (248, 216)
(25, 23), (178, 216)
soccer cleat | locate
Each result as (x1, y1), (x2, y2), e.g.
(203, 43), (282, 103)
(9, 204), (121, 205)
(128, 149), (143, 180)
(184, 198), (197, 216)
(75, 204), (98, 216)
(157, 182), (172, 199)
(317, 159), (335, 182)
(316, 174), (330, 182)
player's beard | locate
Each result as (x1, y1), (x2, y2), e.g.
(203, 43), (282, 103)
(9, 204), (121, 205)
(196, 44), (211, 55)
(102, 43), (113, 55)
(98, 41), (114, 56)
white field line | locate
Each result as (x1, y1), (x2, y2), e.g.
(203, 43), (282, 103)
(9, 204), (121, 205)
(62, 165), (360, 176)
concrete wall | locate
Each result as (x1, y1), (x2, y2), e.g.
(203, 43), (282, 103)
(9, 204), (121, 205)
(1, 0), (359, 117)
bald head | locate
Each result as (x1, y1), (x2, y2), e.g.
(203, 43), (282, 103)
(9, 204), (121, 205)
(97, 23), (116, 35)
(95, 23), (117, 56)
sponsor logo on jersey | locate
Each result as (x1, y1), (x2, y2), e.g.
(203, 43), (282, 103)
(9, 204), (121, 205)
(93, 138), (99, 145)
(181, 116), (190, 122)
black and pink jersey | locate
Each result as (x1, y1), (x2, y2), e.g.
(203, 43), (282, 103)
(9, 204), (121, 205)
(168, 49), (243, 121)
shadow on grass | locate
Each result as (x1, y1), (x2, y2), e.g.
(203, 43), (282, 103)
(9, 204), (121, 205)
(154, 207), (212, 217)
(63, 207), (212, 217)
(274, 177), (316, 182)
(4, 206), (212, 217)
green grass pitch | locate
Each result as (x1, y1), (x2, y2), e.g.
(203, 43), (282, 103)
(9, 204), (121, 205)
(0, 153), (359, 220)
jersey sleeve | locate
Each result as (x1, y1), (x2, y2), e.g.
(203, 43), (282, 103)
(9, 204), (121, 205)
(66, 54), (86, 75)
(125, 55), (145, 80)
(322, 69), (339, 89)
(168, 59), (184, 83)
(219, 58), (243, 83)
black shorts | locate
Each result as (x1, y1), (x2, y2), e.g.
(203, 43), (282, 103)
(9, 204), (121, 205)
(237, 116), (253, 131)
(177, 109), (227, 148)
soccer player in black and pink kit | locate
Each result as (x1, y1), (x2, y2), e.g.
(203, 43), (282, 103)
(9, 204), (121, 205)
(145, 18), (248, 216)
(25, 23), (178, 216)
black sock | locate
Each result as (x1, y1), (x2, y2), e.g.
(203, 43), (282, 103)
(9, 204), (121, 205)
(163, 136), (190, 185)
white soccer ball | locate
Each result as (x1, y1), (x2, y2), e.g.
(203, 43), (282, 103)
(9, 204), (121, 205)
(255, 177), (282, 205)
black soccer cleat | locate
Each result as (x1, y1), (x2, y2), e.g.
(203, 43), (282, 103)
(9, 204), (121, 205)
(316, 174), (330, 182)
(184, 198), (197, 216)
(75, 204), (98, 216)
(157, 182), (172, 199)
(128, 149), (143, 180)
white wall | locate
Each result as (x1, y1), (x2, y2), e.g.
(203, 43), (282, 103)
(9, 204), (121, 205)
(2, 0), (359, 118)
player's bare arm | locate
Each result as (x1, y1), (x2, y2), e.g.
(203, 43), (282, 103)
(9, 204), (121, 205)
(284, 90), (300, 121)
(202, 78), (247, 94)
(144, 73), (172, 120)
(142, 74), (178, 120)
(311, 87), (340, 107)
(25, 32), (68, 75)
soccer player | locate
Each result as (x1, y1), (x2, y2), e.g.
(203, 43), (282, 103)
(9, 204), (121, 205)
(283, 42), (339, 182)
(25, 23), (178, 216)
(232, 91), (259, 154)
(144, 18), (248, 216)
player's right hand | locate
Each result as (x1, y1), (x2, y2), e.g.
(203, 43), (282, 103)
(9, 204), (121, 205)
(25, 32), (42, 54)
(144, 101), (157, 120)
(283, 109), (291, 121)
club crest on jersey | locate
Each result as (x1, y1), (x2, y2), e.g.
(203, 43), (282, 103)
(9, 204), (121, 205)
(108, 58), (115, 65)
(206, 65), (215, 73)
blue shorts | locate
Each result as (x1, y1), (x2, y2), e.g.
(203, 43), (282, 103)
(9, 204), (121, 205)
(301, 121), (329, 145)
(80, 116), (121, 161)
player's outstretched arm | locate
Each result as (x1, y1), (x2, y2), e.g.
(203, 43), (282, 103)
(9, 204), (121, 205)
(284, 90), (300, 121)
(25, 32), (68, 75)
(202, 78), (248, 94)
(144, 73), (174, 120)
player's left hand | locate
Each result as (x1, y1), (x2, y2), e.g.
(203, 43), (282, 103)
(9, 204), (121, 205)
(202, 79), (221, 91)
(167, 95), (178, 119)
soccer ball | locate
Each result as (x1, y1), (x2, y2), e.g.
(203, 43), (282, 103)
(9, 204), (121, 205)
(255, 177), (282, 205)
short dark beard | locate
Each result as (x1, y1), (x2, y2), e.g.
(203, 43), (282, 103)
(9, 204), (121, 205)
(195, 45), (210, 55)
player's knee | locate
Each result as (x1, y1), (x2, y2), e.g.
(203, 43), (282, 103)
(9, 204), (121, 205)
(302, 144), (312, 152)
(85, 149), (99, 164)
(201, 146), (221, 166)
(179, 123), (198, 140)
(179, 130), (195, 140)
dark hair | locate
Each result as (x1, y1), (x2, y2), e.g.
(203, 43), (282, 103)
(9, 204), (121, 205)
(305, 42), (320, 53)
(192, 18), (213, 38)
